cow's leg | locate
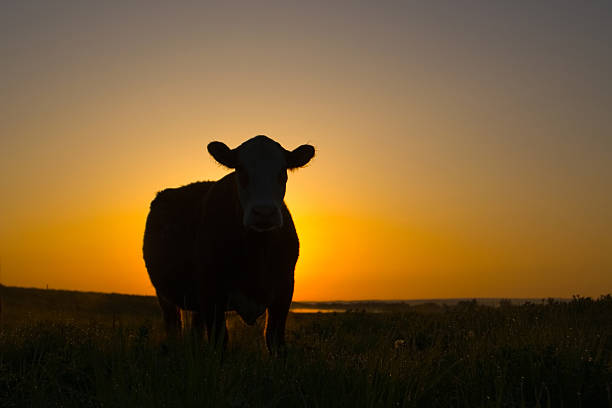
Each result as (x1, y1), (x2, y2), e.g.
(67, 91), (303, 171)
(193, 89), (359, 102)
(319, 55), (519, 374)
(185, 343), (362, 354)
(204, 303), (228, 349)
(157, 293), (182, 337)
(265, 282), (294, 355)
(191, 311), (205, 340)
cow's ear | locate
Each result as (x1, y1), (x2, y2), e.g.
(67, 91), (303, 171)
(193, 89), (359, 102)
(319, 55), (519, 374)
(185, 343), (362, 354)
(286, 144), (315, 169)
(208, 141), (237, 168)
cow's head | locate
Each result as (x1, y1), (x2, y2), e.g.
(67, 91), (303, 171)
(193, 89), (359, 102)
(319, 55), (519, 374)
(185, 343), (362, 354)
(208, 135), (315, 232)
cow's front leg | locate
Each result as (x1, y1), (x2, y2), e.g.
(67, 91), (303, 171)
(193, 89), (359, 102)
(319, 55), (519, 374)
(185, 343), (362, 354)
(157, 291), (182, 338)
(204, 303), (228, 349)
(265, 282), (293, 355)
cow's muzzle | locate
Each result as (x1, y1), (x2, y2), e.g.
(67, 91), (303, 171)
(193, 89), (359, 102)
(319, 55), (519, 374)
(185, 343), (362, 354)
(247, 205), (283, 232)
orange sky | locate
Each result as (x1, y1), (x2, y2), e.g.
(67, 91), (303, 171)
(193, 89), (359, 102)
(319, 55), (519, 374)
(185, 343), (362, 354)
(1, 2), (611, 300)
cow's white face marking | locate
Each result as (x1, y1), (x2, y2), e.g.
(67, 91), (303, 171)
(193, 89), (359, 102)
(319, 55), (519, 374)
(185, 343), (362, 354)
(235, 139), (286, 231)
(208, 135), (315, 232)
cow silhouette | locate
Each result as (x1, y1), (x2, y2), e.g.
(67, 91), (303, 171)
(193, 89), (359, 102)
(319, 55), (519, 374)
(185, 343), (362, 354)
(143, 135), (315, 352)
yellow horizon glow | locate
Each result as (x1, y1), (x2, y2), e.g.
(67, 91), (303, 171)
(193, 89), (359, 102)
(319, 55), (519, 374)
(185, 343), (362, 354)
(2, 182), (610, 301)
(1, 2), (611, 301)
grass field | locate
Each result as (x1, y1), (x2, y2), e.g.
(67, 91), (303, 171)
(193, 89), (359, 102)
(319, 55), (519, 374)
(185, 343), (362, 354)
(1, 286), (611, 407)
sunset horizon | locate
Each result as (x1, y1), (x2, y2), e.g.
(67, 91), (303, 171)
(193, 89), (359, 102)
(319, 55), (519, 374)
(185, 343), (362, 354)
(3, 3), (612, 406)
(1, 282), (587, 304)
(2, 2), (611, 302)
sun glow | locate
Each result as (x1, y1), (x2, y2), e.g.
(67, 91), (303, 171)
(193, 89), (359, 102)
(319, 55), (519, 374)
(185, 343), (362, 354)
(2, 2), (611, 300)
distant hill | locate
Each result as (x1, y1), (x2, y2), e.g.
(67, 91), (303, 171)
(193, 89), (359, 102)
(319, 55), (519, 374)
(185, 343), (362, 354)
(0, 285), (160, 326)
(291, 297), (568, 313)
(0, 285), (569, 323)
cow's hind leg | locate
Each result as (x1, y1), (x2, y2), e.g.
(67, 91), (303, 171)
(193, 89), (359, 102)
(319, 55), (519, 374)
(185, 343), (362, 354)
(158, 293), (182, 338)
(191, 311), (205, 340)
(204, 304), (228, 349)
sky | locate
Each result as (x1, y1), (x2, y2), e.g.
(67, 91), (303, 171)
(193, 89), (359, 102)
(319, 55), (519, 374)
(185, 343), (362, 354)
(1, 1), (611, 301)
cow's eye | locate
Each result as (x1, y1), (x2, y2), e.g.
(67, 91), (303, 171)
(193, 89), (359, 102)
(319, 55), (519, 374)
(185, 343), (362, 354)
(236, 166), (249, 187)
(278, 169), (287, 184)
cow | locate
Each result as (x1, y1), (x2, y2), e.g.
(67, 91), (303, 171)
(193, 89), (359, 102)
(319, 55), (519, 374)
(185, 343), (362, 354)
(142, 135), (315, 352)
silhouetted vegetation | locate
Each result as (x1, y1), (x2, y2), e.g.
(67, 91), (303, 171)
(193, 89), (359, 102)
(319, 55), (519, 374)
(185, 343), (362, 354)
(1, 287), (611, 407)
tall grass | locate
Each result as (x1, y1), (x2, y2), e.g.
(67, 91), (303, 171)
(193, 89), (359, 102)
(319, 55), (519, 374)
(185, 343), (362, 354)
(1, 290), (611, 407)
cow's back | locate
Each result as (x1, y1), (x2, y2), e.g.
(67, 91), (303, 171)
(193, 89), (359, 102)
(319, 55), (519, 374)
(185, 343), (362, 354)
(143, 181), (213, 307)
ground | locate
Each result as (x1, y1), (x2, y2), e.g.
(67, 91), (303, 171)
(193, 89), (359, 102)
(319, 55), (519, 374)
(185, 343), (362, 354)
(1, 286), (611, 407)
